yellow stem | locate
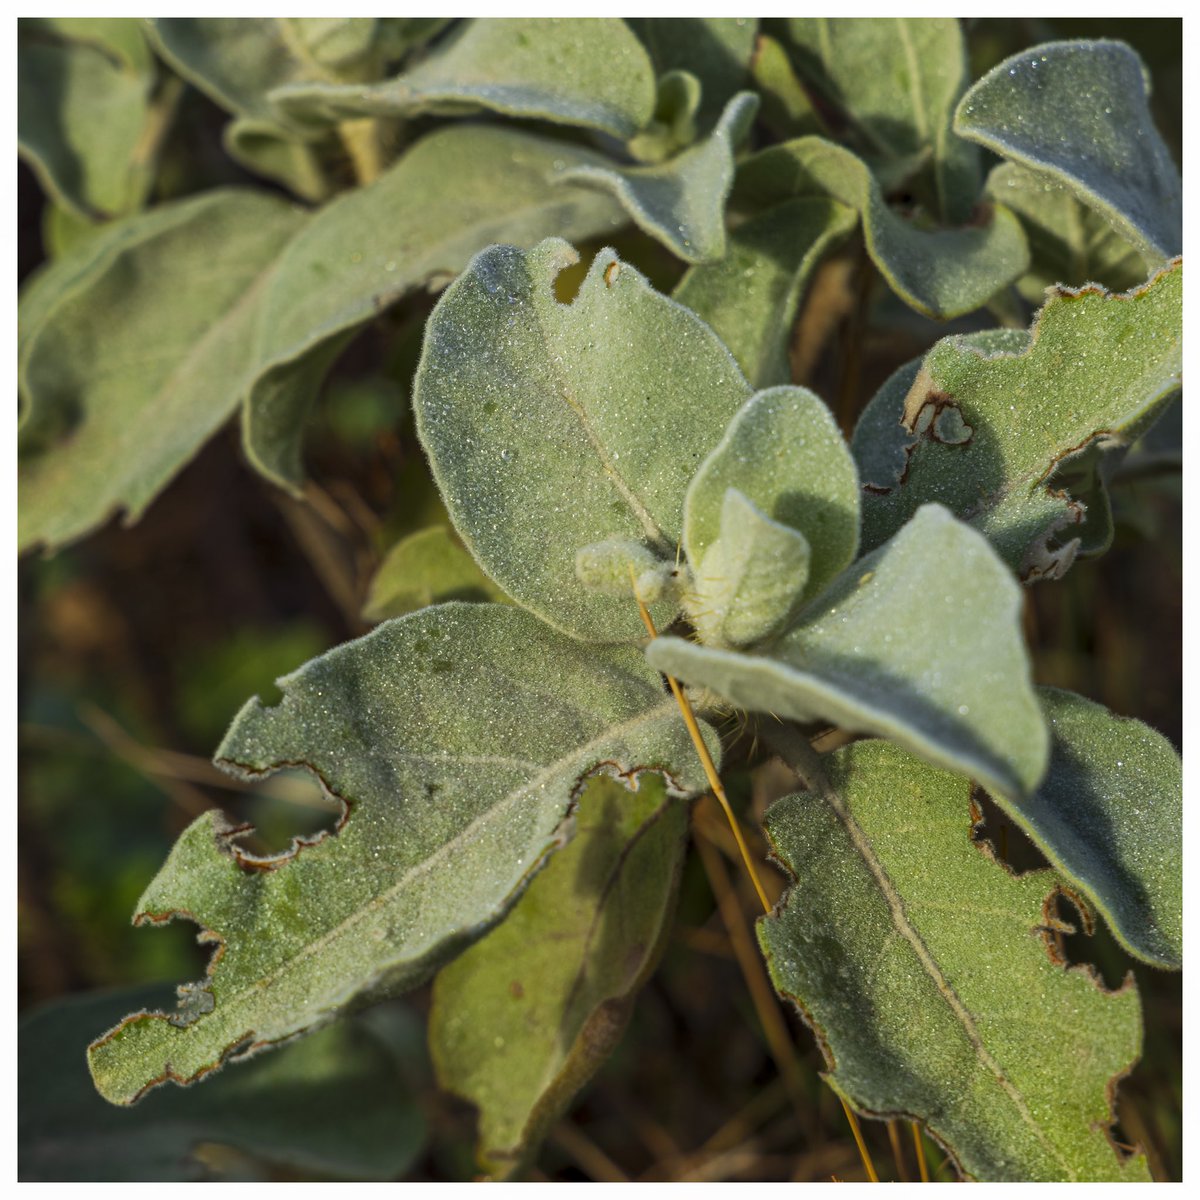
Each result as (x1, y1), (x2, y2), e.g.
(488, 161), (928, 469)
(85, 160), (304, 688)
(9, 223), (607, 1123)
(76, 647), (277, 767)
(912, 1121), (930, 1183)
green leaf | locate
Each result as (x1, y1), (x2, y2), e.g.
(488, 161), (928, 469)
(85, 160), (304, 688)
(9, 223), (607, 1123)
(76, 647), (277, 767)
(989, 688), (1181, 970)
(759, 739), (1149, 1182)
(749, 35), (826, 139)
(673, 197), (856, 387)
(986, 163), (1147, 303)
(18, 189), (308, 554)
(784, 18), (979, 223)
(560, 92), (759, 263)
(683, 385), (860, 604)
(852, 260), (1182, 579)
(734, 138), (1027, 319)
(223, 117), (334, 204)
(649, 504), (1048, 801)
(18, 18), (159, 219)
(22, 986), (426, 1180)
(954, 40), (1181, 262)
(87, 604), (710, 1106)
(626, 71), (703, 165)
(362, 526), (509, 623)
(429, 771), (688, 1178)
(413, 239), (751, 642)
(271, 18), (656, 141)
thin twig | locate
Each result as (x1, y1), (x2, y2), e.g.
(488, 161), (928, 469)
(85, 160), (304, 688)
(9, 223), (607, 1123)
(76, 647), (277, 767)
(912, 1121), (931, 1183)
(549, 1121), (628, 1183)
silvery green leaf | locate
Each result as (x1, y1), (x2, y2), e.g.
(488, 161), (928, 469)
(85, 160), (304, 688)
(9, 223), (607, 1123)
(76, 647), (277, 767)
(674, 197), (857, 387)
(560, 92), (759, 263)
(852, 260), (1182, 579)
(575, 539), (681, 605)
(760, 739), (1149, 1182)
(649, 504), (1048, 801)
(626, 70), (702, 164)
(271, 18), (656, 141)
(684, 385), (859, 604)
(87, 603), (712, 1107)
(954, 40), (1181, 262)
(413, 239), (751, 642)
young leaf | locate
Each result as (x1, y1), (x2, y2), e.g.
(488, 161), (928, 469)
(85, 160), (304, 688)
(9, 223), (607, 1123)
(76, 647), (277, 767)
(413, 238), (751, 642)
(21, 987), (426, 1181)
(18, 18), (158, 219)
(988, 688), (1182, 970)
(87, 604), (710, 1106)
(734, 138), (1028, 319)
(560, 92), (760, 263)
(649, 504), (1048, 802)
(759, 739), (1149, 1182)
(852, 260), (1183, 579)
(954, 40), (1181, 263)
(673, 196), (857, 387)
(18, 189), (308, 554)
(362, 526), (509, 623)
(271, 18), (656, 141)
(683, 384), (860, 604)
(223, 117), (334, 204)
(784, 18), (980, 223)
(429, 772), (688, 1178)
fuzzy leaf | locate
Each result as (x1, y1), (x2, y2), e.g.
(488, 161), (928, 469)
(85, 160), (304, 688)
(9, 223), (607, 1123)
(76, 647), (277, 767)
(560, 92), (759, 263)
(785, 18), (979, 223)
(223, 118), (334, 203)
(272, 18), (656, 141)
(734, 138), (1027, 319)
(649, 504), (1047, 801)
(954, 40), (1181, 262)
(413, 239), (751, 642)
(362, 526), (509, 623)
(684, 384), (860, 606)
(674, 197), (856, 387)
(22, 987), (426, 1181)
(430, 772), (688, 1178)
(87, 604), (710, 1107)
(18, 18), (158, 219)
(852, 260), (1182, 580)
(18, 189), (307, 554)
(759, 739), (1149, 1182)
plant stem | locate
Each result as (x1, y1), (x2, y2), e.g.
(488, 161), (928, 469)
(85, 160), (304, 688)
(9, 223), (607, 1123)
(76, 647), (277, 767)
(912, 1121), (931, 1182)
(338, 117), (384, 185)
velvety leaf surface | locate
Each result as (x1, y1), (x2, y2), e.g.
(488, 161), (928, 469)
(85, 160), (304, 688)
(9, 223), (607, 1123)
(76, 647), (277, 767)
(759, 740), (1148, 1182)
(734, 138), (1027, 319)
(18, 189), (307, 554)
(429, 772), (688, 1178)
(785, 18), (979, 223)
(271, 18), (656, 140)
(851, 260), (1182, 579)
(673, 196), (856, 387)
(561, 92), (759, 263)
(413, 239), (751, 642)
(18, 18), (158, 219)
(684, 385), (860, 605)
(87, 604), (709, 1106)
(990, 688), (1181, 969)
(954, 40), (1181, 261)
(362, 526), (509, 623)
(22, 987), (425, 1181)
(649, 504), (1048, 801)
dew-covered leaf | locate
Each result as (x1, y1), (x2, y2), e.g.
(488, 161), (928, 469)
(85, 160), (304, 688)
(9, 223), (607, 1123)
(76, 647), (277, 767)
(954, 40), (1181, 262)
(784, 18), (979, 223)
(683, 385), (860, 604)
(560, 92), (759, 263)
(759, 739), (1149, 1182)
(429, 772), (688, 1178)
(87, 603), (711, 1107)
(673, 196), (856, 387)
(649, 504), (1047, 801)
(21, 987), (426, 1181)
(18, 18), (159, 219)
(18, 189), (307, 554)
(413, 238), (751, 642)
(734, 138), (1027, 319)
(362, 526), (509, 623)
(988, 688), (1181, 969)
(271, 18), (656, 141)
(851, 260), (1182, 579)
